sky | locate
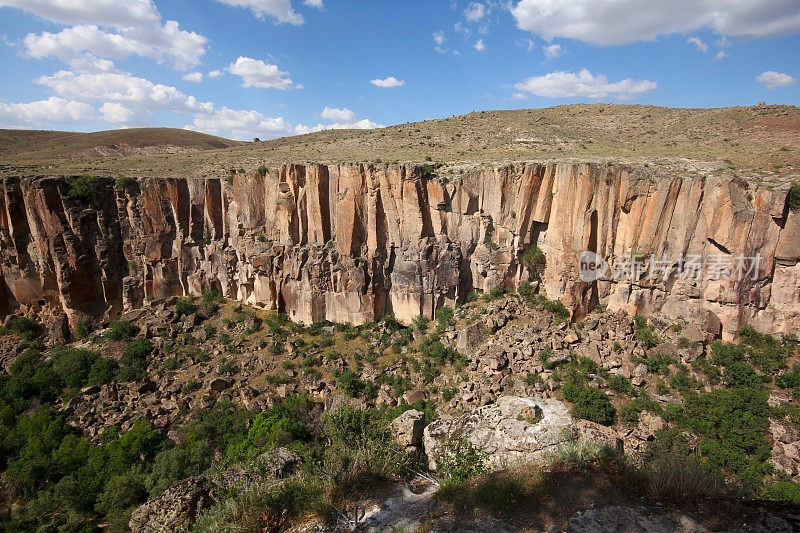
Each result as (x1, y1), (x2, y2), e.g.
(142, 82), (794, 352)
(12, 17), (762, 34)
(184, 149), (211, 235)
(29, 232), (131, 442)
(0, 0), (798, 141)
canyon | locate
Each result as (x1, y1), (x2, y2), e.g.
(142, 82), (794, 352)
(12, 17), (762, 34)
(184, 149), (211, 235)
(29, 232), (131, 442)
(1, 162), (797, 338)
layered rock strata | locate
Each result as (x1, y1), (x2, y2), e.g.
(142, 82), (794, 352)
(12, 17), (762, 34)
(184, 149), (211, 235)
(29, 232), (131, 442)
(0, 163), (797, 337)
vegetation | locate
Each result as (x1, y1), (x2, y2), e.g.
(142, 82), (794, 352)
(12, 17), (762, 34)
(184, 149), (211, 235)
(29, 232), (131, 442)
(66, 176), (100, 204)
(519, 245), (546, 278)
(787, 182), (800, 211)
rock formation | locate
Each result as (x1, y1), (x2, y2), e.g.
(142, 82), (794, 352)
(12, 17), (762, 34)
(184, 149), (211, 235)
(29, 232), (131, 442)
(0, 163), (797, 337)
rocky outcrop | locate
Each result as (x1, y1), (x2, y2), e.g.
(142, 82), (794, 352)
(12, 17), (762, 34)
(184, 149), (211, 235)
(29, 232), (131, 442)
(0, 163), (798, 337)
(129, 448), (300, 533)
(423, 395), (574, 470)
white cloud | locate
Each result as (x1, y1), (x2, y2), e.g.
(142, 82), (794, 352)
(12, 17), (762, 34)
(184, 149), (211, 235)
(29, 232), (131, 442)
(182, 72), (203, 82)
(303, 0), (323, 8)
(100, 102), (151, 125)
(464, 2), (485, 22)
(715, 50), (728, 60)
(543, 43), (561, 59)
(474, 39), (485, 51)
(208, 69), (223, 78)
(454, 21), (470, 38)
(213, 0), (304, 25)
(687, 36), (708, 52)
(298, 118), (383, 134)
(433, 31), (445, 45)
(36, 69), (214, 113)
(0, 0), (160, 27)
(186, 106), (295, 140)
(756, 70), (796, 89)
(320, 106), (354, 122)
(370, 76), (405, 88)
(228, 56), (294, 89)
(3, 1), (207, 69)
(510, 0), (800, 45)
(513, 69), (657, 99)
(0, 96), (96, 127)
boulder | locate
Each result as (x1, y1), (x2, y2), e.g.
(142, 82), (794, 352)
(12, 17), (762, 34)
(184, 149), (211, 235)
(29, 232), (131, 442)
(423, 396), (574, 471)
(391, 409), (426, 448)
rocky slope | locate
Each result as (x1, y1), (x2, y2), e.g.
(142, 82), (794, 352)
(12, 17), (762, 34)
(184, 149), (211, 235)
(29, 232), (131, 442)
(1, 163), (798, 337)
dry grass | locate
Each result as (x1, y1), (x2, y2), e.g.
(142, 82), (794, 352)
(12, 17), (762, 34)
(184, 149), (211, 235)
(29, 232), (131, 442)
(1, 103), (798, 180)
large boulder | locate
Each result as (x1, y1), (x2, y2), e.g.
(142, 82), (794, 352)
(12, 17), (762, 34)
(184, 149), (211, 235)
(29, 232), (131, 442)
(423, 395), (574, 471)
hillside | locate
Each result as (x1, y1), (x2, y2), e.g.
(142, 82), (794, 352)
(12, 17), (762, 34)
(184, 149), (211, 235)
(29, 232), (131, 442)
(0, 127), (240, 173)
(0, 104), (798, 180)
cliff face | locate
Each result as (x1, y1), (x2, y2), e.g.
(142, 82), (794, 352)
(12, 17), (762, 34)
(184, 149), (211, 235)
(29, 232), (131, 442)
(0, 163), (798, 338)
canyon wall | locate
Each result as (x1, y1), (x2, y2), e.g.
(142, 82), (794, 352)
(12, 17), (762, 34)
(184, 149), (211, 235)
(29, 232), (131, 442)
(0, 163), (798, 338)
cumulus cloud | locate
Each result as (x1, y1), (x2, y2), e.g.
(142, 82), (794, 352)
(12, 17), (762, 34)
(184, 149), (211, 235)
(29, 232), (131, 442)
(687, 36), (708, 52)
(213, 0), (304, 25)
(303, 0), (323, 8)
(543, 43), (561, 59)
(513, 69), (657, 99)
(100, 102), (151, 125)
(36, 69), (214, 113)
(320, 106), (354, 122)
(464, 2), (485, 22)
(474, 39), (485, 51)
(208, 69), (224, 78)
(756, 70), (796, 89)
(0, 0), (160, 27)
(0, 96), (96, 127)
(510, 0), (800, 45)
(433, 31), (445, 45)
(228, 56), (294, 89)
(715, 50), (728, 60)
(182, 72), (203, 82)
(186, 107), (296, 139)
(2, 0), (207, 69)
(370, 76), (405, 88)
(297, 118), (383, 134)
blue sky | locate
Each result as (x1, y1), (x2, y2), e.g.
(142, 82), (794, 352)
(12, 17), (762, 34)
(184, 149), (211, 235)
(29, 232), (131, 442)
(0, 0), (798, 140)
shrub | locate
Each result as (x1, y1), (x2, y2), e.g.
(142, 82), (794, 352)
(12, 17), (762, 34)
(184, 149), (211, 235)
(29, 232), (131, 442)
(543, 298), (569, 320)
(434, 306), (454, 330)
(519, 245), (546, 277)
(181, 379), (201, 394)
(175, 296), (197, 317)
(643, 452), (730, 504)
(787, 182), (800, 211)
(549, 440), (619, 473)
(337, 369), (365, 398)
(87, 357), (118, 386)
(437, 437), (488, 485)
(257, 164), (268, 176)
(607, 374), (634, 395)
(115, 176), (138, 189)
(66, 176), (99, 204)
(74, 318), (93, 340)
(118, 338), (153, 382)
(636, 323), (659, 348)
(762, 480), (800, 502)
(562, 380), (616, 426)
(518, 280), (533, 298)
(482, 285), (507, 302)
(411, 315), (428, 333)
(146, 441), (212, 497)
(8, 316), (39, 341)
(105, 320), (138, 341)
(51, 346), (98, 388)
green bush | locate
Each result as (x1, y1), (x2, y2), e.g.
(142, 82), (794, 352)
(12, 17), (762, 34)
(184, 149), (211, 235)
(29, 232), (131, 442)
(435, 306), (454, 330)
(8, 316), (39, 341)
(51, 346), (98, 388)
(175, 296), (198, 317)
(87, 356), (118, 386)
(337, 369), (365, 398)
(518, 280), (533, 299)
(787, 182), (800, 211)
(607, 374), (634, 395)
(762, 480), (800, 502)
(562, 380), (616, 426)
(543, 298), (569, 320)
(105, 320), (138, 341)
(66, 176), (99, 204)
(257, 164), (268, 176)
(146, 441), (212, 497)
(411, 315), (428, 333)
(437, 437), (488, 485)
(118, 338), (153, 382)
(519, 245), (546, 277)
(74, 318), (93, 340)
(115, 176), (138, 189)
